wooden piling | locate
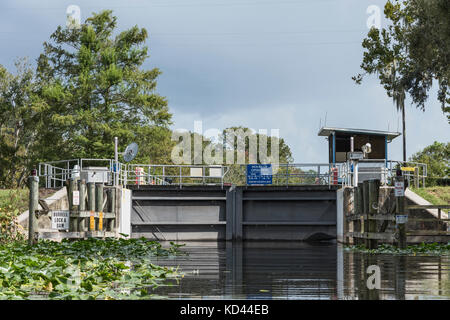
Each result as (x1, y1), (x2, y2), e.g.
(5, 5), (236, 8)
(28, 176), (39, 246)
(368, 179), (380, 249)
(67, 178), (78, 232)
(108, 188), (116, 231)
(87, 182), (95, 231)
(395, 176), (407, 249)
(78, 179), (87, 231)
(355, 183), (364, 246)
(95, 183), (104, 231)
(363, 180), (370, 247)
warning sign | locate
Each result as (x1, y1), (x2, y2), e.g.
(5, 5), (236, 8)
(98, 212), (103, 231)
(51, 211), (70, 230)
(394, 181), (404, 197)
(90, 211), (95, 231)
(73, 190), (79, 205)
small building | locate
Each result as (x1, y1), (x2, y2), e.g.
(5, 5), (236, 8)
(318, 127), (401, 164)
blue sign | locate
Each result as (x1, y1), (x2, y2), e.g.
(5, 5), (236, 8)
(246, 164), (272, 185)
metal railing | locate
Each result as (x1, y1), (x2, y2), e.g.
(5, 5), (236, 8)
(38, 159), (126, 188)
(38, 159), (80, 188)
(124, 164), (230, 187)
(238, 163), (346, 186)
(340, 159), (427, 188)
(37, 158), (427, 189)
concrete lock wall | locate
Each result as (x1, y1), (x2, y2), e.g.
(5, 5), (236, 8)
(129, 185), (339, 241)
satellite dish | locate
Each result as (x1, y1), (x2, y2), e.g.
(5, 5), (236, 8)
(122, 142), (139, 162)
(362, 143), (372, 158)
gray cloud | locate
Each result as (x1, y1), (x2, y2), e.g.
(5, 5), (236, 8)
(1, 0), (448, 163)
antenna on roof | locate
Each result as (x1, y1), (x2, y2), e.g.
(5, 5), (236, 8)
(324, 112), (328, 127)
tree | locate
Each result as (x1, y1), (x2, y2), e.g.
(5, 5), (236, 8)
(220, 126), (293, 185)
(409, 141), (449, 186)
(353, 0), (450, 161)
(0, 59), (44, 188)
(36, 10), (171, 161)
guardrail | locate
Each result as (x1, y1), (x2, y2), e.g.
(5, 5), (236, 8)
(124, 164), (230, 187)
(37, 158), (428, 188)
(238, 163), (346, 186)
(340, 159), (427, 188)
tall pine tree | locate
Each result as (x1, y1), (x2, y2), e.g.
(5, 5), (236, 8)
(37, 10), (171, 160)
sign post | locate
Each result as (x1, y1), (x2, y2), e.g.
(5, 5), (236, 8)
(395, 175), (407, 248)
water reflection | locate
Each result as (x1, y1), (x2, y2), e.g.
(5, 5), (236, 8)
(152, 241), (450, 300)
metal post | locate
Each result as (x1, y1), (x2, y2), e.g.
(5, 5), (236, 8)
(28, 176), (39, 246)
(395, 176), (407, 249)
(332, 131), (336, 165)
(114, 136), (118, 186)
(286, 164), (289, 187)
(353, 160), (359, 187)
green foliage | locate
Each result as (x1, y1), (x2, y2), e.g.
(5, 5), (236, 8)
(354, 0), (450, 121)
(0, 238), (184, 300)
(0, 59), (44, 188)
(0, 10), (174, 188)
(409, 141), (449, 186)
(0, 190), (28, 243)
(36, 10), (172, 160)
(345, 242), (450, 255)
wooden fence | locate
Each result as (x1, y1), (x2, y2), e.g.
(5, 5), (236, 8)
(345, 176), (449, 249)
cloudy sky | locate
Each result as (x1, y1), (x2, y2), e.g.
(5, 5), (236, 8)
(1, 0), (448, 163)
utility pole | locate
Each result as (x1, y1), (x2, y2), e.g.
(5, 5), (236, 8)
(114, 137), (118, 186)
(401, 104), (406, 162)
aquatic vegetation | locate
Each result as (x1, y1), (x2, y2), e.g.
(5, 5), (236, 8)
(0, 238), (185, 300)
(345, 242), (450, 256)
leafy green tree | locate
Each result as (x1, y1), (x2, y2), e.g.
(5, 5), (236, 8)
(409, 141), (449, 186)
(353, 0), (450, 161)
(0, 59), (44, 188)
(36, 10), (171, 160)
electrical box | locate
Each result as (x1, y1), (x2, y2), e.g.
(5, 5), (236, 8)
(80, 167), (110, 184)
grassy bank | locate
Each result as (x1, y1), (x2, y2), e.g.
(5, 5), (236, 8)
(0, 189), (29, 213)
(410, 186), (450, 206)
(0, 238), (184, 300)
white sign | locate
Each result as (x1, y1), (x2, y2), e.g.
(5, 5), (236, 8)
(394, 181), (404, 197)
(349, 152), (364, 160)
(396, 215), (408, 224)
(51, 211), (70, 230)
(73, 190), (79, 205)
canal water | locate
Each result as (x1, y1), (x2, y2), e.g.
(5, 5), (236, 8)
(152, 241), (450, 300)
